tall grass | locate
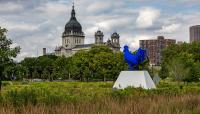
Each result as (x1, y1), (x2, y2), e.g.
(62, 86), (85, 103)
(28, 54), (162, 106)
(0, 94), (199, 114)
(0, 81), (199, 114)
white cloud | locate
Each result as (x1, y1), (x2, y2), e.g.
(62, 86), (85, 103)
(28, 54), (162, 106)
(86, 1), (111, 13)
(0, 2), (23, 13)
(85, 26), (98, 36)
(157, 23), (181, 33)
(121, 35), (153, 51)
(9, 23), (39, 31)
(35, 2), (70, 16)
(85, 0), (125, 14)
(136, 7), (160, 28)
(0, 18), (40, 31)
(96, 17), (133, 31)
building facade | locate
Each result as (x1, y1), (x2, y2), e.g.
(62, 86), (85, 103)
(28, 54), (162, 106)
(190, 25), (200, 43)
(55, 5), (120, 57)
(139, 36), (176, 66)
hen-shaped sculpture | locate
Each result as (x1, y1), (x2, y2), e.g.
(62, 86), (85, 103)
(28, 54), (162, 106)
(123, 45), (148, 70)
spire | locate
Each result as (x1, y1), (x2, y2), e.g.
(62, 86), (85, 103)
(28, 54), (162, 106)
(71, 3), (76, 20)
(72, 2), (74, 10)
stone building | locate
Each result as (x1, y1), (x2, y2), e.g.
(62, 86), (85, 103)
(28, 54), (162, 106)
(190, 25), (200, 43)
(55, 5), (120, 57)
(139, 36), (176, 66)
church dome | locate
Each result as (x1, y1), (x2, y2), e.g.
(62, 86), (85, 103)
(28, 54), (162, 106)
(65, 19), (82, 33)
(64, 5), (83, 34)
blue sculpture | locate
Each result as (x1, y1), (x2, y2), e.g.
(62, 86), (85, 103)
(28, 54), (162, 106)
(123, 45), (148, 70)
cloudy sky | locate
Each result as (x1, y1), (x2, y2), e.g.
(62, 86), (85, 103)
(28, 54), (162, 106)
(1, 0), (200, 61)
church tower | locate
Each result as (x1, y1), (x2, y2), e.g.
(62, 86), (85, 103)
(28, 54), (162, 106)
(111, 32), (120, 51)
(62, 4), (85, 48)
(95, 30), (104, 44)
(111, 32), (120, 46)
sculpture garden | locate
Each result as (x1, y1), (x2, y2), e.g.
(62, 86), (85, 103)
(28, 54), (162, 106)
(0, 27), (200, 113)
(1, 0), (200, 113)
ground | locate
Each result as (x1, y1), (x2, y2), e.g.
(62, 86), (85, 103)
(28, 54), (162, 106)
(0, 81), (200, 114)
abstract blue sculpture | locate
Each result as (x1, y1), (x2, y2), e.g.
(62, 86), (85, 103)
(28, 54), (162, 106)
(123, 45), (148, 70)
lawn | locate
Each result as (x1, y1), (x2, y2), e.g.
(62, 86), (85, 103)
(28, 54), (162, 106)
(0, 81), (200, 114)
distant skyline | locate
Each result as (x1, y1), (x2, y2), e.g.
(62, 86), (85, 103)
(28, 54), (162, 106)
(0, 0), (200, 61)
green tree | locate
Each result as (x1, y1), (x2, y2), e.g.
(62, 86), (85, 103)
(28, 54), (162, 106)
(89, 45), (124, 81)
(89, 45), (113, 54)
(0, 27), (20, 91)
(41, 68), (50, 80)
(70, 45), (129, 81)
(20, 55), (56, 80)
(3, 65), (15, 80)
(21, 57), (37, 79)
(71, 50), (91, 81)
(159, 64), (169, 79)
(93, 52), (115, 81)
(159, 42), (200, 82)
(3, 63), (27, 80)
(32, 69), (39, 79)
(109, 52), (128, 80)
(52, 56), (71, 80)
(51, 68), (63, 80)
(167, 57), (189, 82)
(184, 62), (200, 82)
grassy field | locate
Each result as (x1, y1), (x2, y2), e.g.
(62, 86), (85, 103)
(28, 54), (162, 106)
(0, 81), (200, 114)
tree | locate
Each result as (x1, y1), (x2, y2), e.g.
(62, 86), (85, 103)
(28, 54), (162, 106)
(184, 62), (200, 82)
(52, 56), (71, 80)
(41, 68), (50, 80)
(69, 45), (130, 81)
(32, 69), (39, 79)
(3, 65), (15, 80)
(93, 52), (115, 81)
(159, 64), (169, 79)
(20, 57), (37, 79)
(89, 45), (113, 55)
(159, 42), (200, 82)
(71, 50), (91, 81)
(3, 63), (28, 80)
(0, 27), (20, 91)
(109, 52), (128, 80)
(20, 55), (56, 80)
(167, 57), (189, 82)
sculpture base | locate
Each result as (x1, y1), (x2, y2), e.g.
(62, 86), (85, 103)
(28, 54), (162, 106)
(113, 71), (156, 89)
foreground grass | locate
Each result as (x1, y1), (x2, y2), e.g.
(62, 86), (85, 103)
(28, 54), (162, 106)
(1, 94), (199, 114)
(0, 81), (200, 114)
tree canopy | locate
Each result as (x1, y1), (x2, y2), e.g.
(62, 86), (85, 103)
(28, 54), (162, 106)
(159, 42), (200, 82)
(10, 45), (129, 81)
(0, 27), (20, 90)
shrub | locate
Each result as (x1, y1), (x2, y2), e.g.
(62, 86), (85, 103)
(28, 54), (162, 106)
(21, 81), (29, 85)
(0, 81), (200, 107)
(2, 81), (13, 86)
(111, 87), (146, 98)
(6, 87), (37, 106)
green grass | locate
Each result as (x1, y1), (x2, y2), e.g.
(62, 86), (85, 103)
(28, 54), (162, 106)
(0, 81), (200, 114)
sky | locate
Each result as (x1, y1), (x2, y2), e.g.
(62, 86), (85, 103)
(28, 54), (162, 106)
(0, 0), (200, 61)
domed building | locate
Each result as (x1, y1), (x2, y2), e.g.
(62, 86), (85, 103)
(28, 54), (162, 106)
(55, 4), (120, 57)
